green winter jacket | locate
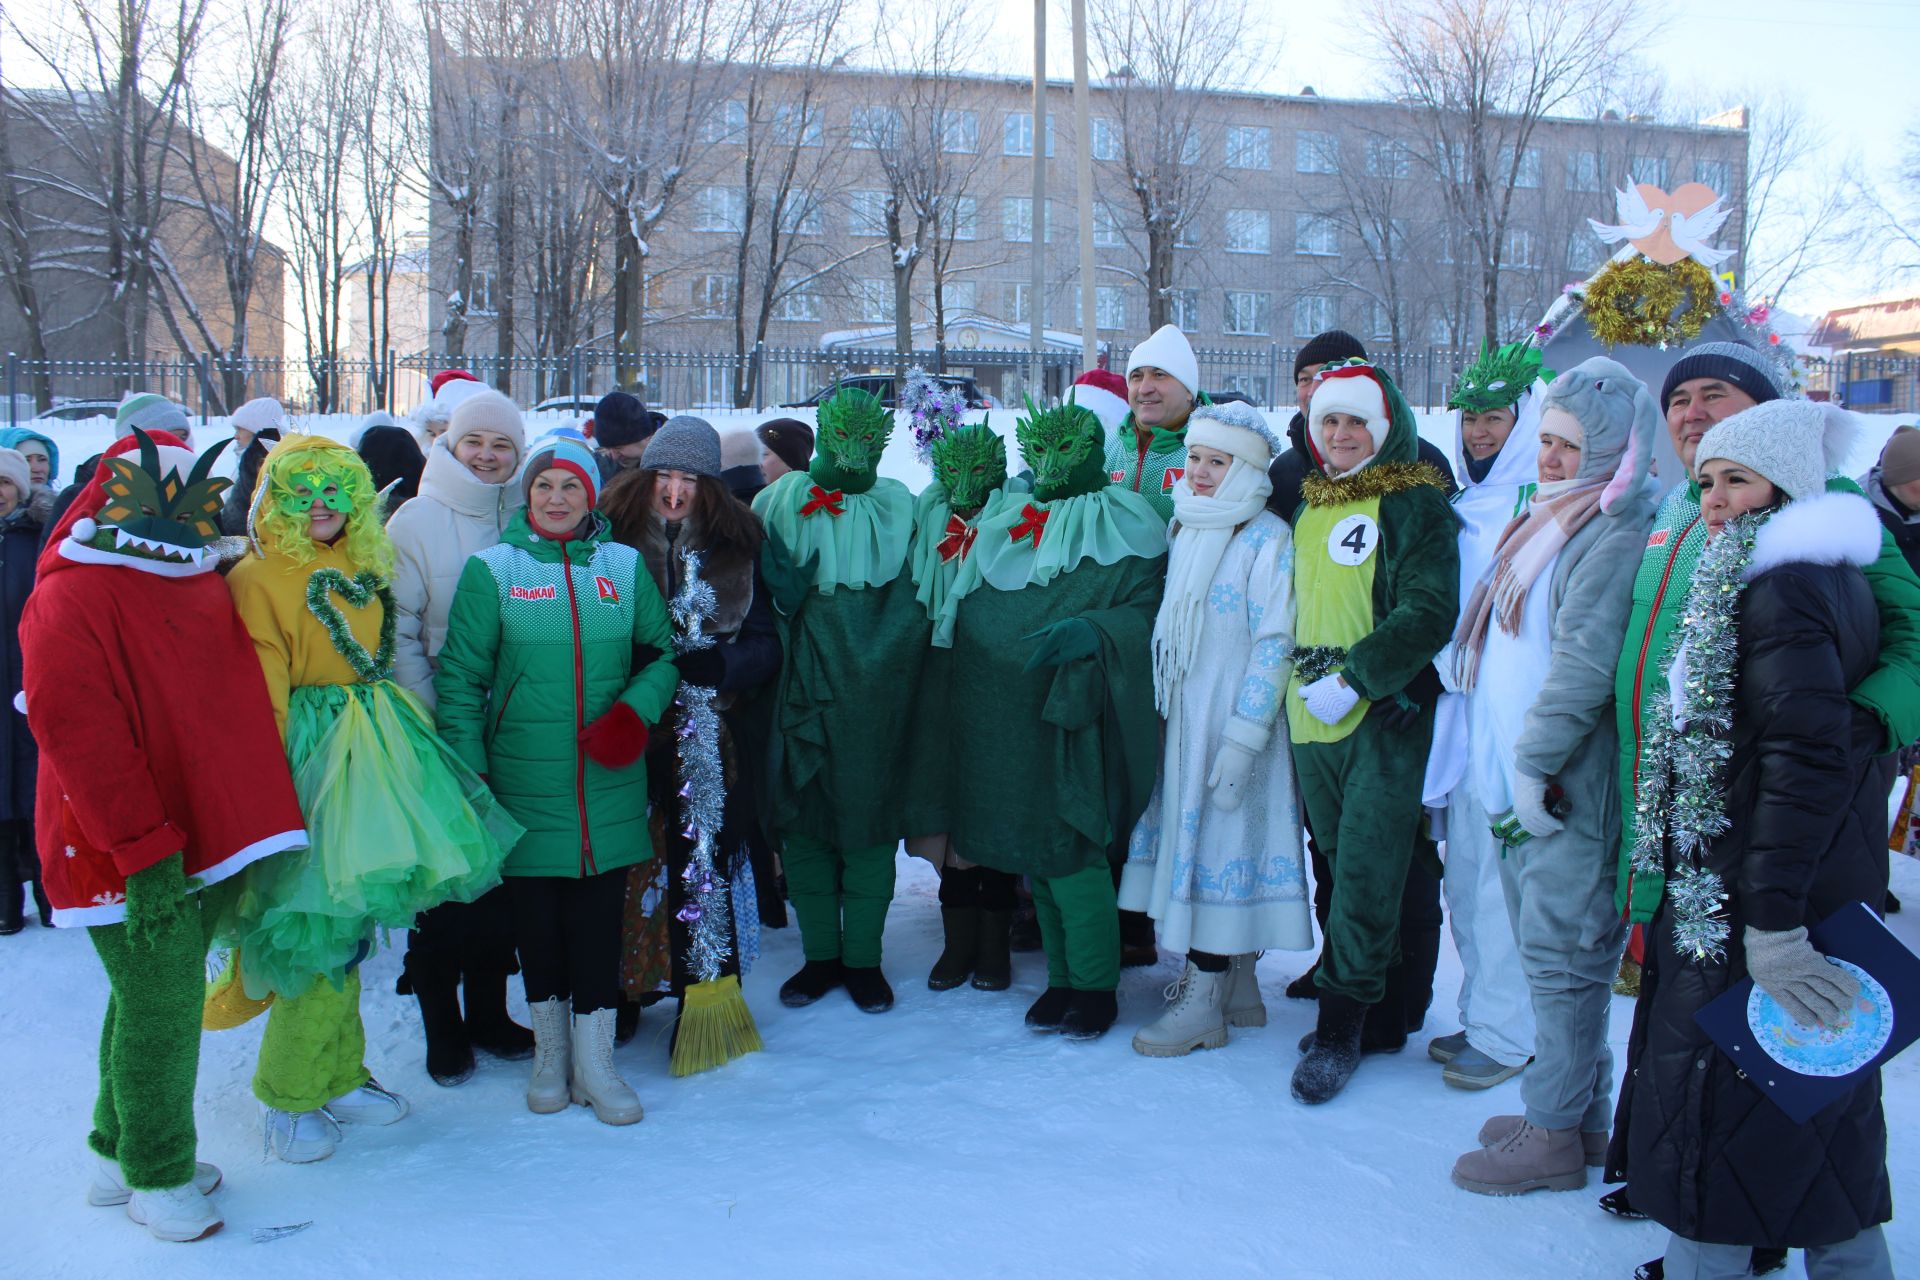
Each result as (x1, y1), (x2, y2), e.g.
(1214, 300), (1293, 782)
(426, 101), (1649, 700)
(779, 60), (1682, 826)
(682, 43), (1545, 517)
(1104, 398), (1207, 523)
(1613, 473), (1920, 922)
(433, 510), (679, 878)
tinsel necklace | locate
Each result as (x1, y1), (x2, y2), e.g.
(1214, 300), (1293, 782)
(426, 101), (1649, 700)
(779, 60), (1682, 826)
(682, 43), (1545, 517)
(306, 568), (397, 683)
(1629, 510), (1760, 964)
(668, 546), (737, 983)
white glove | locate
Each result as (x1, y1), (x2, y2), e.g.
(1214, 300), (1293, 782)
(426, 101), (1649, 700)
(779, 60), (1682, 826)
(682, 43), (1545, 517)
(1745, 925), (1862, 1031)
(1206, 740), (1257, 812)
(1302, 674), (1359, 726)
(1510, 774), (1564, 839)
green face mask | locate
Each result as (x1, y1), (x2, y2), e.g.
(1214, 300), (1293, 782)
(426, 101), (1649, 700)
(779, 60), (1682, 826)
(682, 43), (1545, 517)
(815, 386), (894, 474)
(930, 422), (1007, 512)
(273, 465), (358, 519)
(1015, 396), (1101, 495)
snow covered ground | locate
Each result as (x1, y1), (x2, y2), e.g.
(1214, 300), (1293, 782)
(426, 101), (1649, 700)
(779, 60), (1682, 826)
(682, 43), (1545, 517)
(3, 850), (1918, 1279)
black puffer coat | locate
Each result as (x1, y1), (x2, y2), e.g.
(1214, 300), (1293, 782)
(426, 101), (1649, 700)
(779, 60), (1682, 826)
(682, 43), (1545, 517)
(1607, 492), (1893, 1250)
(0, 490), (51, 821)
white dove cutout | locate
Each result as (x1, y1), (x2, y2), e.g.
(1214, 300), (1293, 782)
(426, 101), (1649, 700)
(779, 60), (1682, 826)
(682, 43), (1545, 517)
(1587, 181), (1733, 268)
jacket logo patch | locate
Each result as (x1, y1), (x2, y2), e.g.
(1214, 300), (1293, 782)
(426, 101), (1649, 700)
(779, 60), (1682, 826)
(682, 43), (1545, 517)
(1647, 529), (1670, 548)
(510, 584), (557, 601)
(1110, 470), (1126, 483)
(1162, 467), (1185, 492)
(594, 575), (620, 604)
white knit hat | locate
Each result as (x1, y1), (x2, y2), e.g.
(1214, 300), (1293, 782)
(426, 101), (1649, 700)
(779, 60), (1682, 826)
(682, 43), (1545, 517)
(432, 377), (490, 422)
(0, 448), (30, 502)
(1125, 324), (1200, 398)
(230, 396), (286, 436)
(1694, 399), (1859, 503)
(1308, 366), (1390, 458)
(446, 389), (527, 462)
(1185, 401), (1281, 469)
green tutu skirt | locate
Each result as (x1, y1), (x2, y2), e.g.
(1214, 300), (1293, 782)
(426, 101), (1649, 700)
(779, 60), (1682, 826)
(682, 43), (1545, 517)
(214, 680), (523, 1000)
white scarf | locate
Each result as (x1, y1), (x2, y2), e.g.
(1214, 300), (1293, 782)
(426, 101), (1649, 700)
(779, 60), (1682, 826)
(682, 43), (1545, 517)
(1151, 459), (1271, 713)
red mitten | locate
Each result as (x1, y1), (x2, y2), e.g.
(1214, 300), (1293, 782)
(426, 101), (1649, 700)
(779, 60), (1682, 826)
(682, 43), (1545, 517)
(579, 701), (648, 769)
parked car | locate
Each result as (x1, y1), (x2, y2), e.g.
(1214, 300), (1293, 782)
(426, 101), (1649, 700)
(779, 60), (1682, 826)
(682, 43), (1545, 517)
(532, 394), (600, 417)
(28, 399), (123, 423)
(784, 373), (990, 410)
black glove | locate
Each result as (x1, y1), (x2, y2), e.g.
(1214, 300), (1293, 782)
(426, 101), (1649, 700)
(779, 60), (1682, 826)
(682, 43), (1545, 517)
(673, 645), (728, 689)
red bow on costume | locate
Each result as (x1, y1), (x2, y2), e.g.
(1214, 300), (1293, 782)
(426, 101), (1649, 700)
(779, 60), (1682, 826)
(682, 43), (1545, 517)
(936, 513), (978, 563)
(1009, 502), (1049, 547)
(800, 485), (845, 518)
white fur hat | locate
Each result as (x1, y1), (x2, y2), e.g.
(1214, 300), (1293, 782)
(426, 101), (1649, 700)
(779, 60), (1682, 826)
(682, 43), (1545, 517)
(1308, 366), (1390, 458)
(1185, 401), (1280, 469)
(230, 396), (286, 436)
(1125, 324), (1200, 398)
(1694, 399), (1858, 504)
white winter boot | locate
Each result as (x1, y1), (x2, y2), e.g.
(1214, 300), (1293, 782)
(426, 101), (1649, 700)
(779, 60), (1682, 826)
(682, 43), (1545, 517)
(260, 1104), (339, 1164)
(88, 1153), (221, 1207)
(326, 1079), (409, 1126)
(569, 1007), (644, 1125)
(526, 997), (572, 1115)
(1223, 953), (1268, 1028)
(1131, 961), (1230, 1057)
(124, 1182), (223, 1242)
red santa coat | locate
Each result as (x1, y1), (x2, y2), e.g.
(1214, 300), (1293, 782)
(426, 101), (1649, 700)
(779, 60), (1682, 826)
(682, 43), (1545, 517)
(21, 435), (306, 926)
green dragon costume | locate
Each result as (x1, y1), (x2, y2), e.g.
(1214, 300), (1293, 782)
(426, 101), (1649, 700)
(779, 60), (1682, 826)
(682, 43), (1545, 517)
(939, 398), (1167, 1037)
(751, 388), (922, 1009)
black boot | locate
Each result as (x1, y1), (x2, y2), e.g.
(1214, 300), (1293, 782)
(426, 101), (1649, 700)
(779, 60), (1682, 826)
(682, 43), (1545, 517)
(842, 965), (894, 1013)
(1024, 986), (1073, 1031)
(1009, 879), (1042, 952)
(464, 968), (535, 1061)
(1748, 1247), (1788, 1275)
(1291, 993), (1366, 1104)
(1061, 989), (1118, 1040)
(1598, 1187), (1646, 1219)
(972, 910), (1013, 991)
(0, 849), (22, 937)
(1118, 909), (1158, 968)
(30, 876), (50, 927)
(613, 996), (641, 1046)
(929, 865), (980, 991)
(1285, 957), (1322, 1000)
(779, 958), (843, 1007)
(413, 966), (475, 1086)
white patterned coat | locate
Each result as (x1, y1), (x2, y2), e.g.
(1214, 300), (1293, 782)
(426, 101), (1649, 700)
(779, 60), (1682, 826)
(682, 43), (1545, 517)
(1119, 510), (1313, 956)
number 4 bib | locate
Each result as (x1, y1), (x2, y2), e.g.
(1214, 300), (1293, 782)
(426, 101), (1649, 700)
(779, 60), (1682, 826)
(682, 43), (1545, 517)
(1327, 514), (1379, 566)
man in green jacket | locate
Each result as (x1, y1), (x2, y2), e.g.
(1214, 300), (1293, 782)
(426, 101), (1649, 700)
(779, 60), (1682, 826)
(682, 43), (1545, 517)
(1614, 341), (1920, 925)
(1107, 323), (1201, 522)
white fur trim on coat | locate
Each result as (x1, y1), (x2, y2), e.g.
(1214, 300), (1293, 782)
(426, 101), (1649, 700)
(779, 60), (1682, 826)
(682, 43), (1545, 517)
(1744, 490), (1882, 580)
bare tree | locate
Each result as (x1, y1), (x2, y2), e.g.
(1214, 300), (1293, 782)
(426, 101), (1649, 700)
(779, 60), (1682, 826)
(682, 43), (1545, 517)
(1721, 91), (1863, 305)
(0, 51), (54, 410)
(518, 96), (613, 397)
(1855, 125), (1920, 290)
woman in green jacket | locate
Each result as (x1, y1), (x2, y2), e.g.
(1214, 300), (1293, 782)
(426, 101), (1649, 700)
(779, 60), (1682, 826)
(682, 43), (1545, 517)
(434, 438), (679, 1126)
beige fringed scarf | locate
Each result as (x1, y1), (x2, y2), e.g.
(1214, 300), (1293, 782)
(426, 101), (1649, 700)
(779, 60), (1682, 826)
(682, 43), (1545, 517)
(1451, 476), (1608, 692)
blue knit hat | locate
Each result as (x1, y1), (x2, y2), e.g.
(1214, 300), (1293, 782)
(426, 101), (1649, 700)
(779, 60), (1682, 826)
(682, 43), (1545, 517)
(522, 437), (600, 508)
(1659, 341), (1783, 411)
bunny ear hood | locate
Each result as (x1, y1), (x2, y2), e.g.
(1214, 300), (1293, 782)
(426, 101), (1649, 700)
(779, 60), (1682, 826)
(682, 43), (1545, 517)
(1541, 356), (1658, 513)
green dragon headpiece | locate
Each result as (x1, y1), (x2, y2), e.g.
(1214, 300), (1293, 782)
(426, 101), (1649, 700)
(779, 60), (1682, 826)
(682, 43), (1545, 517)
(930, 419), (1007, 513)
(1016, 394), (1105, 500)
(815, 385), (894, 474)
(1447, 341), (1552, 414)
(81, 428), (231, 565)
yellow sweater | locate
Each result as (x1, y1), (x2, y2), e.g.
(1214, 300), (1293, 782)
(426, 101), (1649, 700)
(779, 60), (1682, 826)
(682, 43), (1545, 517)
(227, 540), (387, 739)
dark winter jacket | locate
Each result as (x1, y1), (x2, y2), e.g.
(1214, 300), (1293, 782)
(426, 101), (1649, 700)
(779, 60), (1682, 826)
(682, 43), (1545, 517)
(42, 456), (99, 552)
(1268, 410), (1458, 525)
(218, 439), (271, 537)
(1609, 491), (1893, 1250)
(1865, 467), (1920, 576)
(0, 489), (50, 821)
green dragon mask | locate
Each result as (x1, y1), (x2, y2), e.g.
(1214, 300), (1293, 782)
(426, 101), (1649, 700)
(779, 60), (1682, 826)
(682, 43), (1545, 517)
(86, 428), (232, 564)
(1448, 341), (1552, 414)
(814, 385), (894, 474)
(930, 420), (1007, 514)
(1016, 395), (1105, 501)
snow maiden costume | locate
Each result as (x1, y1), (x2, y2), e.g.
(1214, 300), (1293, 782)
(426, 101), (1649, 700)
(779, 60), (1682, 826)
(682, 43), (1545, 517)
(20, 429), (307, 1241)
(1286, 360), (1459, 1105)
(751, 386), (923, 1014)
(1119, 402), (1309, 1058)
(939, 397), (1167, 1040)
(1610, 402), (1896, 1279)
(1423, 341), (1551, 1090)
(1441, 357), (1659, 1197)
(215, 435), (518, 1162)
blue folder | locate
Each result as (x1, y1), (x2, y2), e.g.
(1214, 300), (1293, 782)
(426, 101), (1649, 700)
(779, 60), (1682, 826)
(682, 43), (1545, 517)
(1693, 900), (1920, 1125)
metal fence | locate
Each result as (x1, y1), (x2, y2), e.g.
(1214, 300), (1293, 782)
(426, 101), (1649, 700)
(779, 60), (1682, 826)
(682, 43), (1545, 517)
(9, 344), (1920, 427)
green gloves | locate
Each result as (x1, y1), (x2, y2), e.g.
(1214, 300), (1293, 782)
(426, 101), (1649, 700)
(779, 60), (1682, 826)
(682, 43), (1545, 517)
(1023, 617), (1099, 672)
(125, 851), (188, 950)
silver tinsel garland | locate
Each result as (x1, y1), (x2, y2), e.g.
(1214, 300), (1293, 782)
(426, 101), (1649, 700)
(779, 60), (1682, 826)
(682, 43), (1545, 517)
(1629, 512), (1760, 963)
(669, 547), (734, 984)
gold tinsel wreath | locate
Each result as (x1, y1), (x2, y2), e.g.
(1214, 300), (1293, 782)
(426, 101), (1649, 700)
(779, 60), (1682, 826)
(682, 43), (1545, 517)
(1582, 256), (1720, 348)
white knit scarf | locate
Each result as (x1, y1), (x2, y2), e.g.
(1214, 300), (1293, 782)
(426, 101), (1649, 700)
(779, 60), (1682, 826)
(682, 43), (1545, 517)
(1152, 460), (1271, 713)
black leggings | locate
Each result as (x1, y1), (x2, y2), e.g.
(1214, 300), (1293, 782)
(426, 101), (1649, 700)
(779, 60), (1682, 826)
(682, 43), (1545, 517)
(512, 869), (627, 1015)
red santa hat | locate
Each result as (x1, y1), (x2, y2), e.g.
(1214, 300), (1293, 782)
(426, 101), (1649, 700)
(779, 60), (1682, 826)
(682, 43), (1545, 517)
(430, 368), (480, 395)
(1071, 368), (1130, 434)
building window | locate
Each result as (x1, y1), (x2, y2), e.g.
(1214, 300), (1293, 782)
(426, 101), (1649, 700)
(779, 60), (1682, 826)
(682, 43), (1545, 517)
(1366, 140), (1412, 179)
(1095, 285), (1126, 331)
(1091, 116), (1121, 161)
(700, 100), (747, 146)
(1174, 216), (1200, 249)
(938, 109), (979, 154)
(1225, 290), (1272, 336)
(851, 106), (904, 150)
(1429, 312), (1458, 346)
(470, 269), (497, 316)
(1168, 289), (1199, 332)
(1565, 229), (1606, 273)
(1566, 151), (1602, 192)
(1226, 125), (1272, 170)
(1179, 131), (1202, 166)
(1501, 145), (1541, 188)
(1629, 154), (1667, 188)
(694, 185), (745, 233)
(1296, 130), (1339, 174)
(1093, 202), (1124, 248)
(1292, 293), (1336, 338)
(945, 195), (978, 241)
(774, 283), (822, 321)
(778, 194), (823, 236)
(1222, 373), (1270, 404)
(1004, 111), (1054, 157)
(939, 279), (977, 314)
(1294, 214), (1339, 256)
(1504, 227), (1536, 268)
(1359, 218), (1406, 259)
(1010, 282), (1048, 325)
(1695, 158), (1731, 193)
(1003, 196), (1046, 243)
(771, 103), (822, 148)
(1366, 300), (1394, 340)
(855, 278), (894, 324)
(848, 189), (890, 237)
(693, 274), (735, 318)
(1223, 209), (1271, 254)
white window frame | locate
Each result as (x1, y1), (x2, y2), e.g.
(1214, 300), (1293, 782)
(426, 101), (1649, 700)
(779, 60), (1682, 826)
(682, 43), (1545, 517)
(939, 109), (979, 155)
(1091, 116), (1121, 161)
(1225, 289), (1272, 336)
(771, 103), (822, 148)
(1003, 112), (1055, 157)
(1225, 209), (1272, 255)
(1293, 214), (1339, 257)
(1292, 293), (1336, 338)
(1225, 125), (1272, 171)
(1296, 130), (1339, 175)
(848, 189), (890, 237)
(774, 283), (822, 322)
(693, 185), (745, 234)
(693, 273), (735, 318)
(855, 278), (895, 324)
(851, 106), (904, 151)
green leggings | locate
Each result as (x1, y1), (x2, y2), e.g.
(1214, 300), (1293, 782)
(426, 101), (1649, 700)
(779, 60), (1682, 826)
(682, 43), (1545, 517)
(253, 971), (369, 1114)
(87, 896), (206, 1191)
(1034, 865), (1120, 992)
(782, 835), (895, 967)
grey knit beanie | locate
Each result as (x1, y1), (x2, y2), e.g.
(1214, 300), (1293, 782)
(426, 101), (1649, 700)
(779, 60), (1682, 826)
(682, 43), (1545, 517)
(641, 415), (722, 478)
(1694, 399), (1859, 503)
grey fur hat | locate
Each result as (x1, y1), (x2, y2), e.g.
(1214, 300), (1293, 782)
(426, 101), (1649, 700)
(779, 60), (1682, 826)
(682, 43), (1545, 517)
(1540, 356), (1658, 513)
(1695, 399), (1859, 503)
(641, 414), (722, 478)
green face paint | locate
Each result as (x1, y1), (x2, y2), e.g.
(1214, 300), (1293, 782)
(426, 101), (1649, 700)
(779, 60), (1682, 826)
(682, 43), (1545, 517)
(815, 386), (894, 474)
(1015, 396), (1101, 494)
(931, 423), (1007, 512)
(273, 465), (358, 518)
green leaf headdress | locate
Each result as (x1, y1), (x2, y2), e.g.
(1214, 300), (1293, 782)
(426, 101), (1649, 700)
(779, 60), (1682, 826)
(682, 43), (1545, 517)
(1447, 341), (1551, 414)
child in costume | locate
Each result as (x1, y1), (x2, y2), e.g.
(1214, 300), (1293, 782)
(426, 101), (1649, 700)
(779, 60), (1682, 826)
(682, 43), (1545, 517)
(216, 435), (518, 1163)
(903, 420), (1024, 992)
(937, 397), (1167, 1040)
(22, 429), (308, 1241)
(1439, 357), (1658, 1195)
(435, 438), (680, 1125)
(751, 386), (923, 1014)
(1286, 359), (1459, 1104)
(1119, 401), (1309, 1056)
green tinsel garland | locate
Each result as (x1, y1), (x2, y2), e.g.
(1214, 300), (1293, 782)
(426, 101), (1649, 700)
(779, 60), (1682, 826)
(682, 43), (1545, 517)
(1290, 644), (1349, 687)
(1629, 511), (1760, 963)
(305, 568), (397, 684)
(1302, 461), (1448, 508)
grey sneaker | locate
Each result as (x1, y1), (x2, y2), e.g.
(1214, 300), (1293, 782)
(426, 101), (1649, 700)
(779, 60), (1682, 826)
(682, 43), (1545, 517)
(1427, 1030), (1468, 1064)
(1451, 1121), (1588, 1195)
(1442, 1045), (1528, 1090)
(1477, 1114), (1606, 1166)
